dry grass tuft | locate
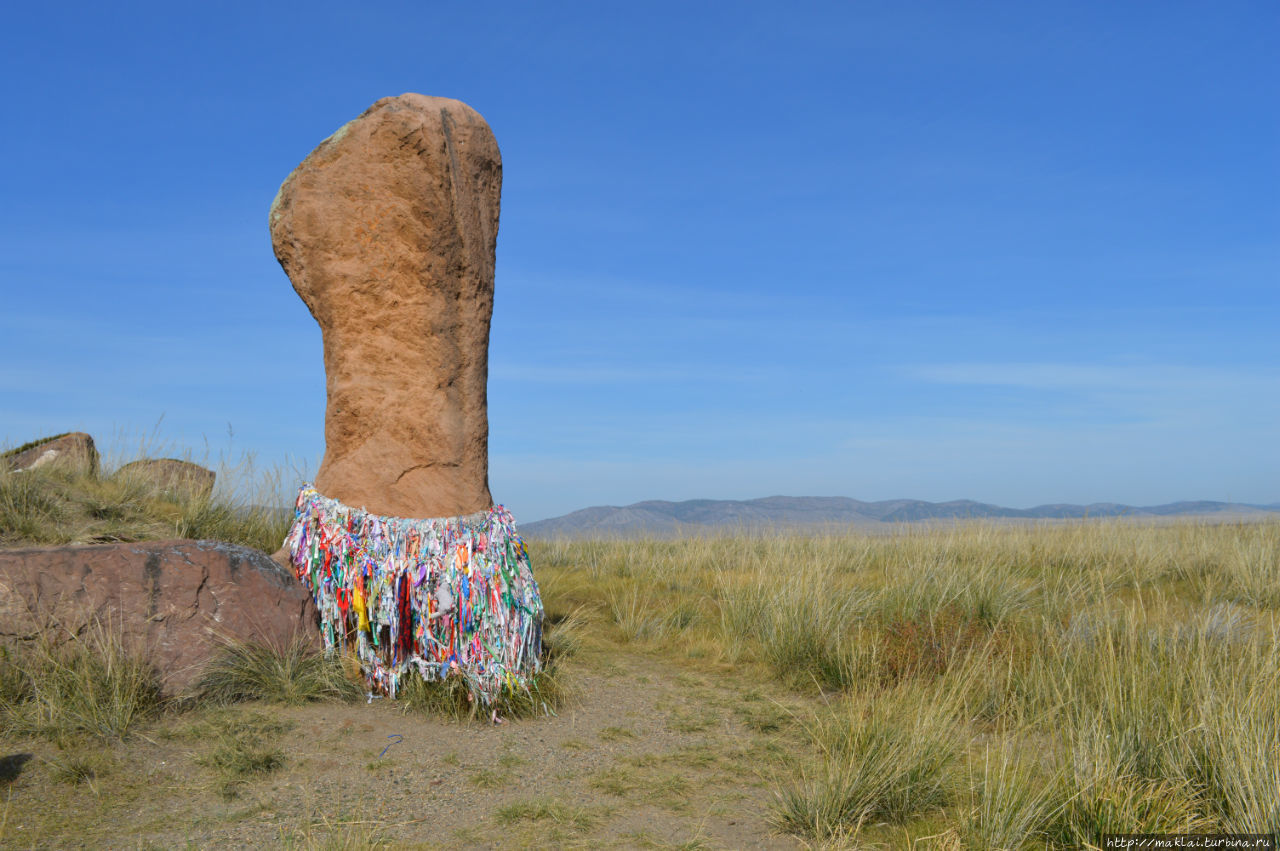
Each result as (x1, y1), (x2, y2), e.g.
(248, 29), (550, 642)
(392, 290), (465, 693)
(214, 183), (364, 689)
(0, 621), (164, 742)
(193, 638), (363, 706)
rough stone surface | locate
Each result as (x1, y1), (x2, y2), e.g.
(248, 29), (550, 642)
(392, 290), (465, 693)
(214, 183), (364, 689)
(270, 93), (501, 520)
(115, 459), (216, 498)
(0, 540), (319, 693)
(3, 432), (99, 476)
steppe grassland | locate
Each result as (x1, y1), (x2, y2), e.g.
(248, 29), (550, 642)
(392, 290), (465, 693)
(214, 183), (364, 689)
(534, 520), (1280, 843)
(3, 437), (1279, 845)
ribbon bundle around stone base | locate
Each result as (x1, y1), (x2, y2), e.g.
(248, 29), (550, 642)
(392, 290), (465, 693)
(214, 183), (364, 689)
(283, 484), (544, 704)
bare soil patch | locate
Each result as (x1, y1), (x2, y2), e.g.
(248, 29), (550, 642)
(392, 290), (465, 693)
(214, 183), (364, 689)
(1, 650), (804, 849)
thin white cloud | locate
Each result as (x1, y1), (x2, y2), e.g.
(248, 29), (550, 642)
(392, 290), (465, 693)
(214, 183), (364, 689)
(490, 363), (780, 384)
(904, 362), (1280, 393)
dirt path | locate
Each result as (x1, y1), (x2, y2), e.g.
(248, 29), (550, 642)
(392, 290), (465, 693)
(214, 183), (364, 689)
(1, 651), (806, 849)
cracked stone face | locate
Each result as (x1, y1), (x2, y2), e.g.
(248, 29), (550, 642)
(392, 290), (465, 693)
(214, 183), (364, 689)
(0, 540), (319, 694)
(270, 94), (500, 520)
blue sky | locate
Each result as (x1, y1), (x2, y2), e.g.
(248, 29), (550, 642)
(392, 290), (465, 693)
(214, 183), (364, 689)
(2, 1), (1276, 521)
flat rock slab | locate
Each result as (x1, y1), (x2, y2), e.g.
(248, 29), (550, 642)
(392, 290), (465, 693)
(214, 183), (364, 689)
(0, 540), (319, 693)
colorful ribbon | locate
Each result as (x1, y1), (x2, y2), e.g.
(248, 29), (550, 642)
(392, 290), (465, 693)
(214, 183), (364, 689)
(283, 484), (544, 705)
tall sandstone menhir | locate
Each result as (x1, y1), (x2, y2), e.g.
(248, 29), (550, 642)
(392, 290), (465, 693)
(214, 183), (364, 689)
(270, 94), (500, 520)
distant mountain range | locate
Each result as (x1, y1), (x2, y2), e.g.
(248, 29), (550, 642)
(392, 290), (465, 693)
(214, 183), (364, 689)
(521, 496), (1280, 538)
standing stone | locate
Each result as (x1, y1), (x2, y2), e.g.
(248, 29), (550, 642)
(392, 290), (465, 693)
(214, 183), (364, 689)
(269, 94), (500, 520)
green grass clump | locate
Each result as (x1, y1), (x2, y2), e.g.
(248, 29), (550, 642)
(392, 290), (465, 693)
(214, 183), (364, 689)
(192, 711), (292, 799)
(0, 623), (164, 742)
(1051, 773), (1209, 845)
(607, 586), (697, 643)
(469, 768), (510, 789)
(962, 746), (1061, 851)
(495, 797), (596, 832)
(0, 432), (73, 460)
(755, 583), (864, 692)
(0, 466), (79, 544)
(193, 638), (362, 705)
(0, 644), (32, 707)
(45, 748), (115, 790)
(771, 681), (964, 839)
